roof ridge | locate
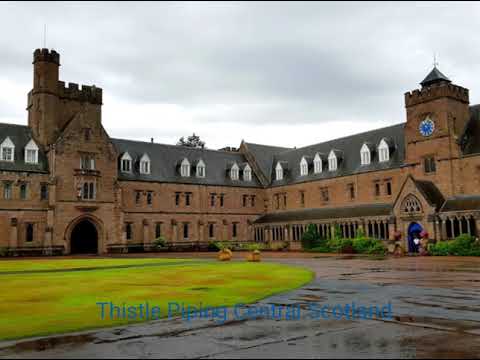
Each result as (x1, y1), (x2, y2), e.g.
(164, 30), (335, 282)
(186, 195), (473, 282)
(111, 138), (244, 156)
(0, 122), (29, 128)
(279, 122), (405, 154)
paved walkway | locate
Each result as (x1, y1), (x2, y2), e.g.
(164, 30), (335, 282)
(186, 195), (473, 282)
(1, 255), (480, 358)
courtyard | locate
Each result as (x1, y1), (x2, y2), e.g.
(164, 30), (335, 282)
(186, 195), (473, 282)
(0, 254), (479, 358)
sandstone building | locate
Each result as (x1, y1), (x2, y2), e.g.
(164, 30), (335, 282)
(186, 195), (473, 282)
(0, 48), (479, 255)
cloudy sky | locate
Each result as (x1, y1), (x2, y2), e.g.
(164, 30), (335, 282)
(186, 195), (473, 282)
(1, 1), (480, 149)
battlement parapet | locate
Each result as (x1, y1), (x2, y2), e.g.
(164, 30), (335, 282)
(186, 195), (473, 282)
(33, 48), (60, 65)
(57, 81), (103, 105)
(405, 83), (469, 107)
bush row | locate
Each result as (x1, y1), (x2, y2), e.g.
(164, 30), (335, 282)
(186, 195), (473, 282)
(428, 234), (480, 256)
(301, 224), (387, 255)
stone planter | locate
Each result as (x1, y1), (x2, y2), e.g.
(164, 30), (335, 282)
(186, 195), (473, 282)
(247, 250), (261, 262)
(218, 249), (233, 261)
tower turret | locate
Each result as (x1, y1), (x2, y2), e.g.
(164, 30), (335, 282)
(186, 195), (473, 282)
(28, 48), (61, 146)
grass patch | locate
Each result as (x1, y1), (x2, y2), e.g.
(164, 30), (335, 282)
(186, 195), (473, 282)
(0, 258), (312, 341)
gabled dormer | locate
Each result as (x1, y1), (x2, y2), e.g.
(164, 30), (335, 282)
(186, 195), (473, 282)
(275, 162), (283, 181)
(300, 156), (309, 176)
(243, 163), (252, 181)
(120, 152), (132, 172)
(360, 143), (372, 165)
(1, 137), (15, 162)
(313, 153), (323, 174)
(25, 139), (39, 164)
(328, 150), (341, 171)
(180, 158), (191, 177)
(378, 138), (391, 163)
(230, 162), (239, 181)
(139, 153), (151, 174)
(196, 159), (206, 178)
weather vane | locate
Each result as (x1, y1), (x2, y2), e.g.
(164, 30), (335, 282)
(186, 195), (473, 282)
(433, 52), (439, 68)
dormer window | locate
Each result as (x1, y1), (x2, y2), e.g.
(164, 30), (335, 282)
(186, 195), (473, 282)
(243, 164), (252, 181)
(196, 159), (206, 178)
(121, 152), (132, 172)
(313, 153), (322, 174)
(328, 150), (338, 171)
(25, 139), (39, 164)
(275, 162), (283, 181)
(230, 162), (239, 180)
(300, 157), (308, 176)
(180, 158), (191, 177)
(1, 137), (15, 162)
(360, 143), (371, 165)
(140, 153), (151, 174)
(378, 139), (390, 162)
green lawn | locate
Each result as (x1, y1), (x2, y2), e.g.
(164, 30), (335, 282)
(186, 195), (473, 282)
(0, 258), (313, 341)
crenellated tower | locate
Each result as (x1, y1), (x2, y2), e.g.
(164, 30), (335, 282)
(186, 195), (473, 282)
(27, 48), (103, 147)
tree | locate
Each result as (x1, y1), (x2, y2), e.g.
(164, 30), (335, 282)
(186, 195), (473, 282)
(177, 133), (206, 149)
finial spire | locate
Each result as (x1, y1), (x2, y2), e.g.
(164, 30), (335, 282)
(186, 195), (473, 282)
(433, 52), (439, 68)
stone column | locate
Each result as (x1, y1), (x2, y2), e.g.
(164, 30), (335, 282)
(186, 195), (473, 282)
(143, 220), (150, 251)
(9, 218), (18, 251)
(198, 221), (204, 244)
(171, 220), (177, 244)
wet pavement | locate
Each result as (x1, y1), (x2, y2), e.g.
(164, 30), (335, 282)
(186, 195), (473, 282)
(1, 255), (479, 358)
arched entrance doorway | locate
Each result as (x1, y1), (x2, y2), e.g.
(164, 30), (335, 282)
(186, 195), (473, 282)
(70, 219), (98, 254)
(408, 222), (423, 253)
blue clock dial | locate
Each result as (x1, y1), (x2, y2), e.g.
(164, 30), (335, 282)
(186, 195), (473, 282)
(419, 118), (435, 137)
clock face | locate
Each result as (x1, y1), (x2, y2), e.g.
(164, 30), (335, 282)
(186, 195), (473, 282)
(419, 118), (435, 137)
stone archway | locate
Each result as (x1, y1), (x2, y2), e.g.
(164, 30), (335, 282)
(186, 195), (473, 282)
(70, 218), (99, 254)
(407, 222), (423, 253)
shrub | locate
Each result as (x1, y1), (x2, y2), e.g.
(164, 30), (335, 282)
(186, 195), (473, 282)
(327, 238), (354, 254)
(153, 236), (166, 250)
(301, 224), (321, 250)
(207, 241), (220, 252)
(247, 243), (262, 252)
(429, 234), (480, 256)
(352, 237), (386, 255)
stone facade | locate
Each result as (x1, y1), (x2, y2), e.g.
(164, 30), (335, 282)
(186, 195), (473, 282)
(0, 49), (479, 255)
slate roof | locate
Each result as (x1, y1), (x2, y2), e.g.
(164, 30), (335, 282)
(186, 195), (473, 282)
(254, 203), (392, 224)
(420, 67), (451, 87)
(415, 179), (445, 210)
(0, 123), (48, 173)
(260, 123), (406, 187)
(440, 195), (480, 212)
(242, 142), (292, 184)
(460, 105), (480, 155)
(112, 138), (262, 187)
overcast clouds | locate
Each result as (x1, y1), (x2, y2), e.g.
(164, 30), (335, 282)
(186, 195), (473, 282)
(1, 1), (480, 149)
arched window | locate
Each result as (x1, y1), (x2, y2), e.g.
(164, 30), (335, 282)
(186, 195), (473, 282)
(230, 162), (239, 180)
(26, 223), (34, 242)
(401, 195), (422, 214)
(140, 153), (151, 174)
(313, 153), (322, 174)
(360, 143), (371, 165)
(180, 158), (191, 177)
(126, 223), (133, 240)
(155, 223), (162, 238)
(275, 162), (283, 181)
(300, 157), (309, 176)
(328, 150), (338, 171)
(243, 164), (252, 181)
(209, 223), (215, 238)
(378, 139), (390, 162)
(196, 159), (206, 178)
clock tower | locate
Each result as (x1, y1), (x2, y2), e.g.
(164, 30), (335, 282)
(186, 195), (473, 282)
(403, 66), (470, 195)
